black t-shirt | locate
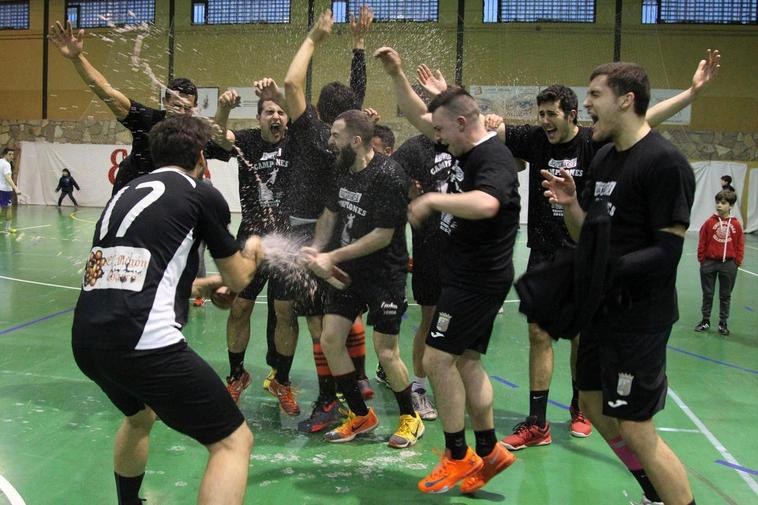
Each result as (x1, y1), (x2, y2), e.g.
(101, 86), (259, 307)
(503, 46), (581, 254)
(506, 124), (607, 252)
(72, 168), (239, 351)
(392, 134), (453, 251)
(580, 130), (695, 332)
(114, 100), (166, 192)
(286, 106), (335, 221)
(441, 134), (520, 294)
(326, 153), (409, 284)
(206, 129), (290, 237)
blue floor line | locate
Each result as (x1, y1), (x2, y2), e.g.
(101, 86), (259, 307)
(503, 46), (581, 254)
(491, 375), (519, 388)
(715, 460), (758, 475)
(548, 399), (570, 411)
(667, 345), (758, 375)
(0, 308), (74, 336)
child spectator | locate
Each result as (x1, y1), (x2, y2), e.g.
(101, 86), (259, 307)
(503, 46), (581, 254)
(695, 189), (744, 336)
(55, 168), (80, 207)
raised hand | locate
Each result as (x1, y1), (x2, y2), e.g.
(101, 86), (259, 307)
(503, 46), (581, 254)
(308, 9), (334, 44)
(691, 48), (720, 95)
(49, 20), (84, 59)
(254, 78), (282, 102)
(363, 107), (381, 123)
(540, 169), (577, 206)
(350, 4), (374, 49)
(416, 64), (447, 97)
(218, 89), (240, 111)
(374, 46), (403, 76)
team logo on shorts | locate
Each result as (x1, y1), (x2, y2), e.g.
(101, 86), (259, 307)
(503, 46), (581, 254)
(616, 372), (634, 397)
(436, 312), (452, 332)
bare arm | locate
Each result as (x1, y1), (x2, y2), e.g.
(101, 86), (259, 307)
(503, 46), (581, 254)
(49, 21), (131, 120)
(329, 228), (393, 264)
(646, 49), (720, 127)
(310, 207), (339, 251)
(4, 173), (20, 193)
(284, 10), (333, 123)
(408, 190), (499, 229)
(541, 168), (585, 240)
(212, 89), (238, 150)
(374, 47), (435, 140)
(213, 236), (263, 293)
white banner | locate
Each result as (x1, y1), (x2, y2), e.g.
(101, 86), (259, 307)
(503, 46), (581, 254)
(746, 168), (758, 234)
(16, 141), (242, 212)
(690, 161), (746, 231)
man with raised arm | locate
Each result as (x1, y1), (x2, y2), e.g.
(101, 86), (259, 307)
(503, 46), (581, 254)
(72, 116), (263, 505)
(542, 62), (697, 505)
(49, 20), (198, 194)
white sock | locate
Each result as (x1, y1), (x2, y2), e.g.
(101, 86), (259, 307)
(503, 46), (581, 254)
(412, 376), (426, 392)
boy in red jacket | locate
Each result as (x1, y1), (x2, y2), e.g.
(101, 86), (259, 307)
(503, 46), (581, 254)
(695, 190), (744, 336)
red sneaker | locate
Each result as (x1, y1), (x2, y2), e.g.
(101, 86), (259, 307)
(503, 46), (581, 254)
(418, 447), (483, 494)
(500, 417), (551, 450)
(267, 378), (300, 416)
(460, 443), (517, 494)
(569, 407), (592, 438)
(192, 296), (205, 307)
(226, 370), (251, 404)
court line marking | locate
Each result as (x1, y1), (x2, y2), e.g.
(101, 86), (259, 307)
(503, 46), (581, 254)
(5, 224), (52, 232)
(744, 244), (758, 252)
(0, 275), (80, 291)
(0, 308), (75, 336)
(68, 211), (97, 224)
(715, 460), (758, 476)
(667, 345), (758, 375)
(668, 387), (758, 496)
(738, 267), (758, 278)
(0, 474), (26, 505)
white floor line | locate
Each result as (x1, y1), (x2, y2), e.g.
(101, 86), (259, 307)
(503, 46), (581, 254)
(0, 474), (26, 505)
(744, 244), (758, 252)
(738, 267), (758, 278)
(668, 387), (758, 496)
(656, 427), (701, 433)
(0, 275), (80, 291)
(7, 224), (52, 232)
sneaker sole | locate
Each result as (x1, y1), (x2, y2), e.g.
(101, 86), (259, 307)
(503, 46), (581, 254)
(569, 429), (592, 438)
(500, 438), (551, 451)
(419, 411), (438, 421)
(387, 421), (425, 449)
(419, 459), (484, 494)
(460, 453), (517, 494)
(325, 420), (379, 443)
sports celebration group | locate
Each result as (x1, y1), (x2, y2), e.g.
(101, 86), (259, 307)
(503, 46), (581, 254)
(47, 6), (721, 505)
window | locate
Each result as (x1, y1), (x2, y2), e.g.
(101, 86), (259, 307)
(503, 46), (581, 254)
(331, 1), (438, 23)
(0, 1), (29, 30)
(484, 0), (595, 23)
(642, 0), (757, 24)
(192, 0), (290, 25)
(65, 1), (154, 28)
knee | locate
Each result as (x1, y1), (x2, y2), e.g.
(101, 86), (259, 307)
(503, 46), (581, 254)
(229, 300), (252, 321)
(375, 345), (398, 365)
(528, 324), (552, 347)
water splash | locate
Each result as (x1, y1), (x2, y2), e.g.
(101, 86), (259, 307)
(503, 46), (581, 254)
(260, 233), (318, 300)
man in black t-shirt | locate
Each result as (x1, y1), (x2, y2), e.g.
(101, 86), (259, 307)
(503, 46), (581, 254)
(543, 63), (697, 505)
(72, 116), (262, 505)
(50, 21), (199, 194)
(301, 110), (424, 449)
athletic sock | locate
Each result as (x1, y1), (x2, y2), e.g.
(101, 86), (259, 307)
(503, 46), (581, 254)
(444, 430), (467, 460)
(393, 384), (415, 416)
(228, 351), (245, 377)
(334, 371), (368, 416)
(571, 381), (580, 410)
(529, 389), (549, 426)
(114, 472), (144, 505)
(474, 429), (497, 457)
(347, 319), (367, 379)
(412, 376), (426, 392)
(609, 436), (662, 503)
(312, 340), (336, 400)
(274, 352), (294, 385)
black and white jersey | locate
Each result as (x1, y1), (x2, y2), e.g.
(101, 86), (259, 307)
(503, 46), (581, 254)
(72, 167), (239, 351)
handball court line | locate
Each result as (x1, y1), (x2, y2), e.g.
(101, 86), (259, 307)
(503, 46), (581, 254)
(0, 474), (26, 505)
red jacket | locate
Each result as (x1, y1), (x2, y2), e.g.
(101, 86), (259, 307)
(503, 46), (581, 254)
(698, 214), (745, 266)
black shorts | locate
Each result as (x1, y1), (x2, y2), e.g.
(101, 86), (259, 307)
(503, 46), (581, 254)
(411, 236), (441, 306)
(325, 280), (407, 334)
(426, 286), (506, 356)
(73, 341), (245, 445)
(576, 327), (670, 421)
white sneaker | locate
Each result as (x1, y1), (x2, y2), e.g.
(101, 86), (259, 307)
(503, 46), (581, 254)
(633, 495), (663, 505)
(412, 388), (438, 421)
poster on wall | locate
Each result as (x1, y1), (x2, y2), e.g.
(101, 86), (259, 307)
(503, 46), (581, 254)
(468, 85), (691, 125)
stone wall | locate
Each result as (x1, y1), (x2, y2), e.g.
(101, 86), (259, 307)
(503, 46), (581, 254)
(2, 118), (757, 162)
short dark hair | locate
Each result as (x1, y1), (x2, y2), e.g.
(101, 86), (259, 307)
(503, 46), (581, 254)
(721, 175), (732, 184)
(2, 147), (14, 155)
(372, 124), (395, 149)
(537, 84), (579, 125)
(427, 86), (480, 119)
(149, 116), (211, 171)
(257, 97), (285, 116)
(716, 190), (737, 205)
(317, 82), (358, 125)
(335, 110), (375, 147)
(165, 77), (198, 103)
(590, 62), (650, 116)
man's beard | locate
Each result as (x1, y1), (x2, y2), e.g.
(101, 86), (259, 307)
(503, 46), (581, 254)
(334, 146), (357, 171)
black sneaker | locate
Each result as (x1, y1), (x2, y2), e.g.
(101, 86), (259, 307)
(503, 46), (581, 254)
(297, 397), (342, 433)
(694, 320), (710, 332)
(375, 363), (391, 388)
(718, 322), (730, 336)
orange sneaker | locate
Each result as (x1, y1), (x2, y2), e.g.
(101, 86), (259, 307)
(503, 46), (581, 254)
(569, 407), (592, 438)
(324, 407), (379, 443)
(501, 417), (551, 450)
(192, 296), (205, 307)
(460, 443), (516, 494)
(226, 370), (251, 404)
(418, 447), (483, 494)
(267, 378), (300, 416)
